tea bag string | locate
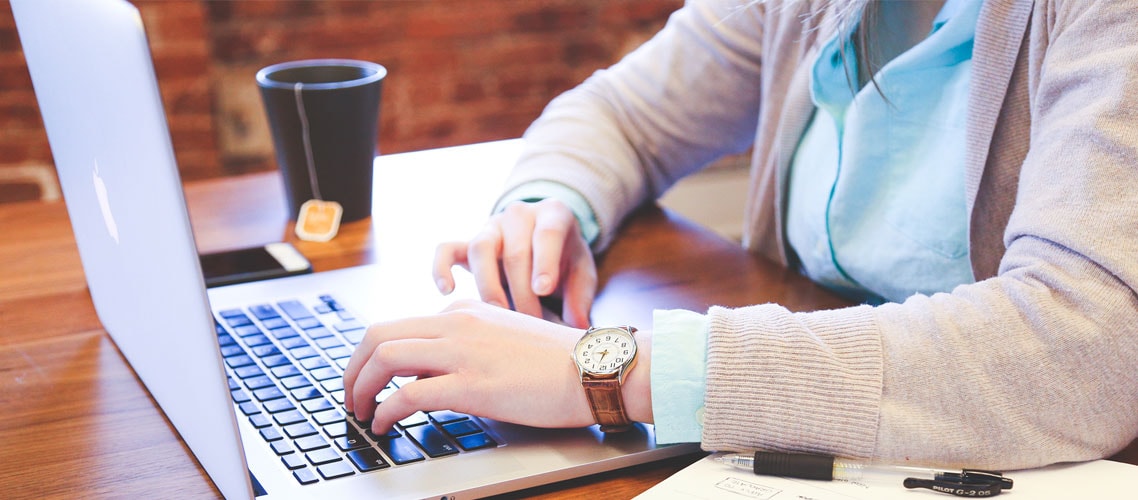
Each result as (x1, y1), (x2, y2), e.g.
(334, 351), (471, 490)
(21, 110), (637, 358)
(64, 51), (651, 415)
(293, 82), (322, 201)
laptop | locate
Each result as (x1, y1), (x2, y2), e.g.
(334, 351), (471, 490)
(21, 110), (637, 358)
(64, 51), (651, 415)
(12, 0), (698, 498)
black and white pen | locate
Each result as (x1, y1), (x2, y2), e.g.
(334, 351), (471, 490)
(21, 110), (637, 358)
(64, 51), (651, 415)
(715, 451), (1013, 497)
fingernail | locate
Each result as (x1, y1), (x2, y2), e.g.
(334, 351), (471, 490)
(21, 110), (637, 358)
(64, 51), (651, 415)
(533, 274), (552, 295)
(436, 278), (453, 294)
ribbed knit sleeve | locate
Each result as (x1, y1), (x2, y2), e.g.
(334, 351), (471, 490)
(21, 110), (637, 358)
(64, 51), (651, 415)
(505, 1), (765, 251)
(702, 304), (882, 458)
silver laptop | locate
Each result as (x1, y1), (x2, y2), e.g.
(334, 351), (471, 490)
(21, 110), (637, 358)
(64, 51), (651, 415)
(13, 0), (698, 498)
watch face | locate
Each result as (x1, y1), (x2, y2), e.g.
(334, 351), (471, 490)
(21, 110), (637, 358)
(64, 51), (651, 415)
(574, 327), (636, 376)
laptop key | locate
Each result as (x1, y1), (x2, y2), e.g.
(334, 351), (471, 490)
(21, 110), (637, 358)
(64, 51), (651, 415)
(244, 376), (275, 391)
(272, 364), (301, 379)
(291, 386), (322, 401)
(347, 447), (389, 472)
(233, 324), (261, 338)
(243, 334), (272, 348)
(260, 427), (283, 442)
(225, 314), (253, 328)
(325, 346), (353, 360)
(243, 334), (271, 350)
(306, 448), (341, 466)
(334, 320), (365, 332)
(251, 345), (280, 357)
(277, 300), (314, 320)
(301, 398), (333, 414)
(376, 436), (424, 465)
(333, 428), (370, 451)
(238, 402), (260, 416)
(283, 422), (318, 439)
(342, 329), (366, 345)
(317, 460), (355, 480)
(249, 304), (279, 321)
(398, 411), (429, 428)
(305, 325), (333, 339)
(273, 410), (307, 426)
(253, 386), (285, 402)
(271, 441), (295, 455)
(315, 336), (343, 350)
(295, 434), (330, 452)
(292, 467), (319, 485)
(404, 424), (459, 458)
(313, 409), (345, 426)
(310, 367), (339, 382)
(323, 421), (349, 439)
(296, 318), (323, 330)
(365, 427), (402, 441)
(260, 316), (288, 330)
(301, 357), (329, 371)
(264, 398), (296, 414)
(225, 355), (254, 369)
(281, 375), (312, 390)
(280, 336), (310, 350)
(282, 454), (305, 470)
(442, 419), (482, 437)
(261, 354), (291, 369)
(320, 378), (344, 392)
(249, 413), (272, 428)
(231, 389), (251, 403)
(218, 309), (246, 319)
(233, 365), (263, 379)
(429, 410), (469, 425)
(456, 432), (497, 451)
(290, 346), (319, 360)
(220, 345), (245, 358)
(268, 326), (298, 340)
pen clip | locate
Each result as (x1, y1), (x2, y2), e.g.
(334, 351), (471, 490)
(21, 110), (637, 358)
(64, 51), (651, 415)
(903, 469), (1013, 497)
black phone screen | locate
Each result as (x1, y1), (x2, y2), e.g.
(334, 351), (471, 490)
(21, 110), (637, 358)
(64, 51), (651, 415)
(199, 244), (312, 288)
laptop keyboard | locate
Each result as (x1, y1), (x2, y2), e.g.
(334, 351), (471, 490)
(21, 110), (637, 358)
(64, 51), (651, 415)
(216, 294), (501, 485)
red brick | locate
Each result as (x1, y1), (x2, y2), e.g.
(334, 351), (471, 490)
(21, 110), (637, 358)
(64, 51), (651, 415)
(512, 4), (595, 33)
(1, 0), (680, 182)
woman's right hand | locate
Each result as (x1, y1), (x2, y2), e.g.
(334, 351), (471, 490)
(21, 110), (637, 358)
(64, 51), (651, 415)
(432, 198), (596, 328)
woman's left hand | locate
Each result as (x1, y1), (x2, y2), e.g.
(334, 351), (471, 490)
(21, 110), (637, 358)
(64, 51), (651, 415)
(343, 299), (595, 435)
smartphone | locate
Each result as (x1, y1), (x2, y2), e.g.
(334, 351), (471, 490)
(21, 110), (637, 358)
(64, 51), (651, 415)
(199, 242), (313, 288)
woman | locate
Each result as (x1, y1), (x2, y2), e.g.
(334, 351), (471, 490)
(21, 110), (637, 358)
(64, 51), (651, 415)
(344, 0), (1138, 469)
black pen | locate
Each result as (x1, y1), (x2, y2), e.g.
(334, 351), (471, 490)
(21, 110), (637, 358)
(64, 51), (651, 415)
(715, 451), (1013, 497)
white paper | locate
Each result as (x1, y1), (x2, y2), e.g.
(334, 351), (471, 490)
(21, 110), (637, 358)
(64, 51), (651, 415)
(636, 453), (1138, 499)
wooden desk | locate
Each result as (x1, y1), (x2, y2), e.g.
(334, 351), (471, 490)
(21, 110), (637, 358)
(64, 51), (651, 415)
(1, 141), (1133, 499)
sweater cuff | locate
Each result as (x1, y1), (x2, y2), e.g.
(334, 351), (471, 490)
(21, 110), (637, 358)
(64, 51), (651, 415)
(701, 303), (882, 458)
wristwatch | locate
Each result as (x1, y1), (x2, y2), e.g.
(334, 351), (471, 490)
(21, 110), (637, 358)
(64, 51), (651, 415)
(572, 326), (639, 432)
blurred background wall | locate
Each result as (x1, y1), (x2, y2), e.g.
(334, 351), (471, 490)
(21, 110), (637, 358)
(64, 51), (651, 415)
(0, 0), (683, 203)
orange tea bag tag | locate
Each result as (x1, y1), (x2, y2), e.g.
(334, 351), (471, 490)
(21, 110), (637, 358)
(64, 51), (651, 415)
(295, 199), (342, 242)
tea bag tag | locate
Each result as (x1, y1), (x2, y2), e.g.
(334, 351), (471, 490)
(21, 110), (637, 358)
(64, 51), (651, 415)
(295, 199), (342, 242)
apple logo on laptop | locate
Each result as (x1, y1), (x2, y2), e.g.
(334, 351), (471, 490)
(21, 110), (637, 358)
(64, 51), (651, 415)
(92, 161), (120, 244)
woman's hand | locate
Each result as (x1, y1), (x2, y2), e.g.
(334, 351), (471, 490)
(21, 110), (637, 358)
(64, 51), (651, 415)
(432, 199), (596, 328)
(342, 300), (596, 434)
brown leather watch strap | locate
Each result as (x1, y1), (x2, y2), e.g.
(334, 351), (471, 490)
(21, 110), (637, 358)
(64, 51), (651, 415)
(582, 376), (632, 432)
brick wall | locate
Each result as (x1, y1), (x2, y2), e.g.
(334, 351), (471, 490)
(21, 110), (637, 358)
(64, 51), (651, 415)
(0, 0), (682, 203)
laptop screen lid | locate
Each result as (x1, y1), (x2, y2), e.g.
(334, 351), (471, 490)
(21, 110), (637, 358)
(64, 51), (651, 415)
(12, 1), (253, 498)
